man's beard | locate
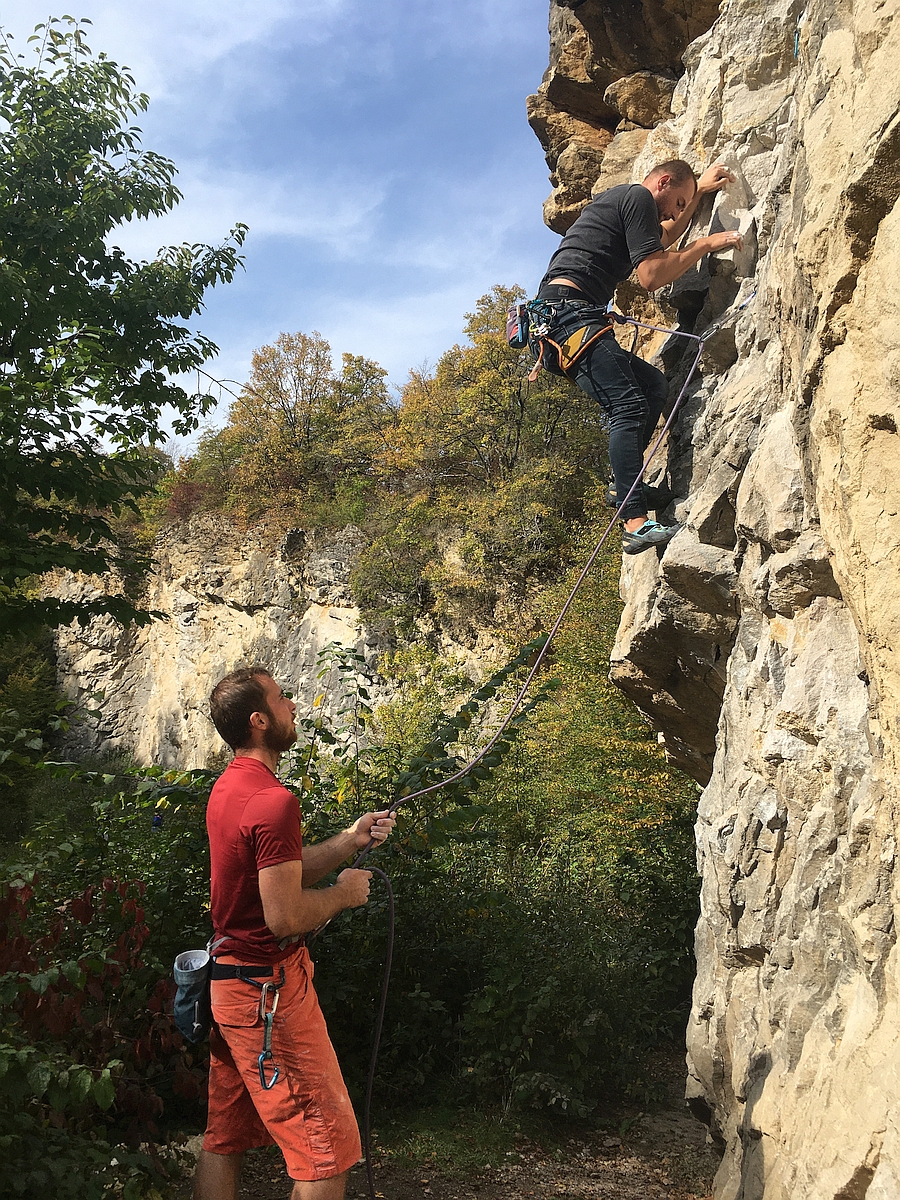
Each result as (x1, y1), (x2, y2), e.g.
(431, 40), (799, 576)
(262, 715), (297, 754)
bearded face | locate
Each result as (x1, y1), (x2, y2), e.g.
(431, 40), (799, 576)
(255, 674), (298, 754)
(261, 704), (298, 753)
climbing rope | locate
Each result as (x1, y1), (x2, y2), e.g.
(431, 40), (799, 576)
(342, 291), (756, 1200)
(355, 289), (757, 859)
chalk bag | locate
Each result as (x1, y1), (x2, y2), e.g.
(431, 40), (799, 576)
(173, 948), (212, 1044)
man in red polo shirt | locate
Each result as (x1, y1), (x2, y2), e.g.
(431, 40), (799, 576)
(194, 665), (395, 1200)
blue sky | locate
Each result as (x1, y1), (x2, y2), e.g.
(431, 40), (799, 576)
(2, 1), (560, 436)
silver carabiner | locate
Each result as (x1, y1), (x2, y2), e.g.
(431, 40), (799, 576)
(258, 981), (280, 1021)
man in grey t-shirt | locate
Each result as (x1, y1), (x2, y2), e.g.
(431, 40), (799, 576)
(535, 160), (742, 555)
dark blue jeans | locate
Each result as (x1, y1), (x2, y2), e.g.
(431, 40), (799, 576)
(571, 332), (668, 521)
(539, 296), (668, 521)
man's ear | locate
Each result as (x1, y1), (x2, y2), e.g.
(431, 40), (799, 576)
(249, 709), (268, 730)
(655, 173), (671, 192)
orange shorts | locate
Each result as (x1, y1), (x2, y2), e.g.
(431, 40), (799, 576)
(203, 946), (361, 1181)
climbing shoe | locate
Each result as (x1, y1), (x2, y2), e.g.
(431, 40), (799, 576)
(605, 481), (675, 511)
(622, 519), (682, 556)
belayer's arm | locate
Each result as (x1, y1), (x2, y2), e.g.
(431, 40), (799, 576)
(300, 809), (397, 886)
(258, 859), (372, 939)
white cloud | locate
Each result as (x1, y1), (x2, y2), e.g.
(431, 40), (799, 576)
(108, 161), (387, 261)
(0, 1), (347, 96)
(1, 0), (557, 415)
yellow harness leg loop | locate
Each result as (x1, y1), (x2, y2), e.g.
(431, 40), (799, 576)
(529, 321), (613, 381)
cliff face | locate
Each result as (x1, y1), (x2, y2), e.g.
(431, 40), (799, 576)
(53, 520), (377, 766)
(535, 0), (900, 1196)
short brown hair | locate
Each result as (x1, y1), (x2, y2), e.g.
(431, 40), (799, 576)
(210, 666), (272, 751)
(645, 159), (697, 189)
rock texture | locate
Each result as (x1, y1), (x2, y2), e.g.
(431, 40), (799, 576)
(52, 519), (378, 767)
(537, 0), (900, 1195)
(528, 0), (720, 229)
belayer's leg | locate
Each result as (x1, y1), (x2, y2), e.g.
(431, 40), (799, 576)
(291, 1171), (350, 1199)
(193, 1149), (243, 1200)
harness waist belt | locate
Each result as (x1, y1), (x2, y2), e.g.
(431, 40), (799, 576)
(210, 962), (276, 981)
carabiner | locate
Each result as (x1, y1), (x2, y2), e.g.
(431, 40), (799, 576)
(258, 981), (280, 1021)
(258, 1047), (280, 1090)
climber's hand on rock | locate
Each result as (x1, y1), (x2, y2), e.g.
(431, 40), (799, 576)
(708, 230), (744, 253)
(698, 163), (735, 195)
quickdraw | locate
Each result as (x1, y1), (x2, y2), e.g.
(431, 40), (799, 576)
(257, 979), (281, 1090)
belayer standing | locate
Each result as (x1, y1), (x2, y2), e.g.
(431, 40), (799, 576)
(194, 666), (396, 1200)
(533, 159), (742, 555)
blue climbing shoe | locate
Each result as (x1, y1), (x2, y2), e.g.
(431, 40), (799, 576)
(622, 519), (681, 556)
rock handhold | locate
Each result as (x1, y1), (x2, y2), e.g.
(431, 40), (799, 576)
(603, 71), (678, 127)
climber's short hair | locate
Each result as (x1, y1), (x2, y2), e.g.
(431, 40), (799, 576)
(645, 160), (697, 190)
(210, 665), (272, 750)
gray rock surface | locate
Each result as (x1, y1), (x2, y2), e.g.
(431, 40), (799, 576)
(538, 0), (900, 1194)
(52, 518), (380, 767)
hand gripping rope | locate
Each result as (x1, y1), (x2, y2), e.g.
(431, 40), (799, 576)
(333, 290), (755, 1200)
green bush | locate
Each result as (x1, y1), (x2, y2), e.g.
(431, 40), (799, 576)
(0, 766), (215, 1197)
(0, 578), (700, 1185)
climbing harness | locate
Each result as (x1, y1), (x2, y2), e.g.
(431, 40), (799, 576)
(524, 294), (614, 381)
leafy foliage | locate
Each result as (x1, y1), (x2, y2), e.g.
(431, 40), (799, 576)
(0, 630), (74, 841)
(149, 285), (609, 638)
(0, 17), (246, 633)
(0, 570), (700, 1191)
(0, 764), (214, 1197)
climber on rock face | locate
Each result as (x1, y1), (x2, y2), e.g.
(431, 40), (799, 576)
(534, 160), (743, 556)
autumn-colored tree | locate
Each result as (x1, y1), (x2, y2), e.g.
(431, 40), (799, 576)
(396, 285), (605, 489)
(226, 330), (335, 489)
(153, 287), (613, 632)
(329, 352), (397, 478)
(213, 333), (396, 499)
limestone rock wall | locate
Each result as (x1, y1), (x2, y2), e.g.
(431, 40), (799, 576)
(536, 0), (900, 1195)
(528, 0), (720, 230)
(52, 519), (379, 767)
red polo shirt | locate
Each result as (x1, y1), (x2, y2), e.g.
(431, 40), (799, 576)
(207, 756), (304, 963)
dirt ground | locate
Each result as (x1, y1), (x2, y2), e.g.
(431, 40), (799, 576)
(183, 1052), (720, 1200)
(241, 1116), (717, 1200)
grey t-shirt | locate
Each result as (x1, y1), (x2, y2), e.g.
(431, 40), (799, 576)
(539, 183), (664, 306)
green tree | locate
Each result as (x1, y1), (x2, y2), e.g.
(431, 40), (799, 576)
(0, 18), (246, 632)
(225, 333), (396, 498)
(397, 285), (603, 489)
(331, 351), (397, 478)
(229, 330), (335, 488)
